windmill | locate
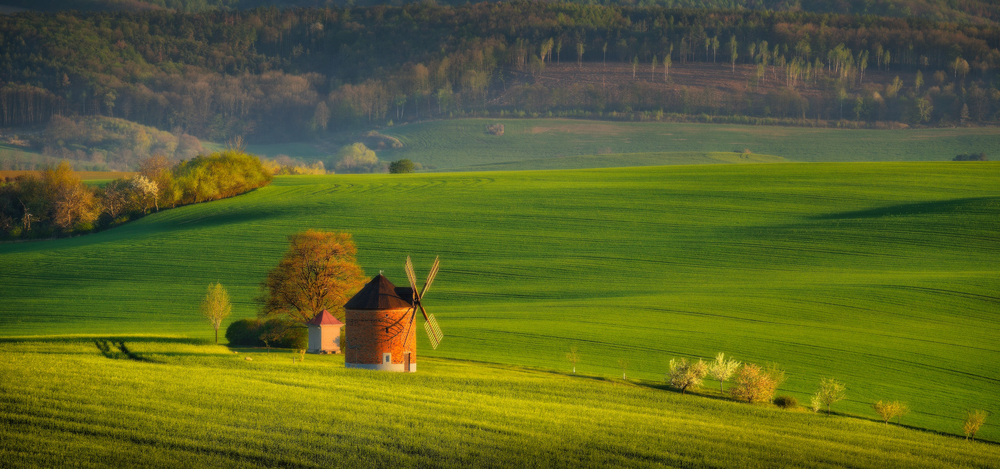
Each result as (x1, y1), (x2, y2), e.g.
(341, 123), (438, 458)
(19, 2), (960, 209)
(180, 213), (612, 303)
(405, 255), (443, 349)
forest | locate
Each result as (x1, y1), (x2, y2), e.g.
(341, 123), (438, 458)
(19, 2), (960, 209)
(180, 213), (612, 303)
(1, 1), (999, 166)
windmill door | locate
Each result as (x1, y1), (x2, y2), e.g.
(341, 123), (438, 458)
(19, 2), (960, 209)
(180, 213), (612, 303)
(404, 352), (411, 372)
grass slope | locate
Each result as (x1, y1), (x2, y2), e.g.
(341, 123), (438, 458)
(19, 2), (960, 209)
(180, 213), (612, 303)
(300, 119), (1000, 171)
(0, 162), (998, 442)
(2, 338), (998, 468)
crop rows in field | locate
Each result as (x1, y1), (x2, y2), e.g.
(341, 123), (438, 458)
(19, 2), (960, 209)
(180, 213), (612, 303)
(0, 162), (997, 440)
(1, 339), (998, 468)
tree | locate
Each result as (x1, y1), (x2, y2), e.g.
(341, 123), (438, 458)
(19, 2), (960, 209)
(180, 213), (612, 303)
(873, 400), (909, 425)
(728, 35), (738, 73)
(43, 162), (97, 232)
(731, 363), (785, 404)
(389, 159), (415, 174)
(334, 143), (381, 173)
(576, 41), (585, 68)
(708, 352), (740, 392)
(814, 378), (846, 415)
(259, 230), (367, 324)
(129, 175), (158, 214)
(618, 358), (629, 379)
(566, 346), (579, 373)
(201, 282), (231, 345)
(963, 410), (988, 440)
(668, 357), (708, 394)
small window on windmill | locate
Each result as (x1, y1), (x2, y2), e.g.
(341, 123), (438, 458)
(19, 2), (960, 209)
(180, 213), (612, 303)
(383, 352), (391, 364)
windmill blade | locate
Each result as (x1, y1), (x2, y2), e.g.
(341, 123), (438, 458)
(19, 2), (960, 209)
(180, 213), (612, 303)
(423, 322), (440, 349)
(418, 303), (443, 348)
(421, 256), (440, 297)
(404, 256), (418, 295)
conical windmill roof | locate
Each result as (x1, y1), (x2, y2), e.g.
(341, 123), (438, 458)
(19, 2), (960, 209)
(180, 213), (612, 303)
(306, 309), (344, 326)
(344, 274), (414, 310)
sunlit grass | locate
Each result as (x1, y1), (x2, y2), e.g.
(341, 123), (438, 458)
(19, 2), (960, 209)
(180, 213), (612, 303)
(1, 162), (998, 442)
(2, 339), (998, 468)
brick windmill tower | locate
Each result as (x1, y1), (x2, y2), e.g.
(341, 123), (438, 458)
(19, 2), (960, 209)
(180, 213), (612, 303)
(343, 256), (443, 372)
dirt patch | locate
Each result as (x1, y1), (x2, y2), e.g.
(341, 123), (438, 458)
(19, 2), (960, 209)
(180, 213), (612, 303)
(528, 120), (631, 136)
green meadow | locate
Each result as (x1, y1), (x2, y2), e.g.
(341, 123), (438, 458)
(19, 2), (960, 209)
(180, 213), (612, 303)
(245, 119), (1000, 171)
(2, 338), (998, 468)
(1, 161), (998, 450)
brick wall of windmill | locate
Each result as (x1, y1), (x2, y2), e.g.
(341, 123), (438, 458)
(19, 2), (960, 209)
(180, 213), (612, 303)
(345, 307), (416, 365)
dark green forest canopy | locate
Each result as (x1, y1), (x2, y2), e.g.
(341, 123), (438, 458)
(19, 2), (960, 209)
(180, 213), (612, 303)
(2, 1), (999, 143)
(4, 0), (1000, 24)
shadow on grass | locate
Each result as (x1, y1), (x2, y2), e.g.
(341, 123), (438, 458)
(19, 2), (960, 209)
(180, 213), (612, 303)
(0, 335), (210, 345)
(812, 197), (999, 220)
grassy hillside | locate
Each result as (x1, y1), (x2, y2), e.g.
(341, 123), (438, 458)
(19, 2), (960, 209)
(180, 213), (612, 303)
(248, 119), (1000, 171)
(1, 162), (998, 442)
(2, 338), (998, 468)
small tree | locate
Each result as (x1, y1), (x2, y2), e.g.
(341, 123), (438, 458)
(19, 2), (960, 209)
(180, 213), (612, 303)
(708, 352), (740, 392)
(618, 358), (629, 379)
(963, 410), (988, 440)
(814, 378), (846, 415)
(731, 363), (785, 404)
(566, 346), (579, 373)
(200, 282), (231, 345)
(873, 400), (909, 425)
(334, 143), (382, 173)
(668, 358), (708, 394)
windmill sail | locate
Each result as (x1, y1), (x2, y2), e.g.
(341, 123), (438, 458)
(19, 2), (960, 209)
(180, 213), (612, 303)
(406, 256), (444, 349)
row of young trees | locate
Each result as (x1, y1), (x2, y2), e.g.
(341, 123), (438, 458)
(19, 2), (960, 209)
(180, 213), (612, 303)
(570, 349), (990, 440)
(2, 3), (1000, 141)
(0, 149), (272, 239)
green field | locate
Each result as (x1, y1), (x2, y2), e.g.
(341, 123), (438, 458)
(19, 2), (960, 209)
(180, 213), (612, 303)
(1, 161), (998, 449)
(243, 119), (1000, 171)
(2, 338), (998, 468)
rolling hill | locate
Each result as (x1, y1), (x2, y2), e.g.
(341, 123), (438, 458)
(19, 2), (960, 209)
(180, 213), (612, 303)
(1, 162), (997, 444)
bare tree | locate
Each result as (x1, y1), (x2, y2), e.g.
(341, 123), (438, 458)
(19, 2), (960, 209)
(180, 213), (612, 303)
(201, 282), (231, 345)
(566, 346), (579, 374)
(618, 358), (629, 379)
(814, 378), (846, 415)
(708, 352), (740, 392)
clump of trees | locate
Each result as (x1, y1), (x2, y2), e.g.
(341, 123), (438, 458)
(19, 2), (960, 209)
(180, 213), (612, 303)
(389, 159), (416, 174)
(333, 143), (384, 173)
(0, 150), (272, 240)
(963, 410), (988, 440)
(953, 152), (988, 161)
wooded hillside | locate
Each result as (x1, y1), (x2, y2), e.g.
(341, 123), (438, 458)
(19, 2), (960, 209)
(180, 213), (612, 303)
(2, 2), (999, 148)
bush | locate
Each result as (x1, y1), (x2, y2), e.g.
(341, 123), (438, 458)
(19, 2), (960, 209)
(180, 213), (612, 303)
(485, 123), (504, 136)
(389, 159), (415, 174)
(260, 319), (308, 349)
(225, 318), (264, 346)
(774, 395), (798, 409)
(953, 152), (988, 161)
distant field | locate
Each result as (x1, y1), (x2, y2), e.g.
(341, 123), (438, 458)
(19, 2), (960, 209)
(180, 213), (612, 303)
(2, 338), (997, 468)
(1, 162), (997, 442)
(241, 119), (1000, 171)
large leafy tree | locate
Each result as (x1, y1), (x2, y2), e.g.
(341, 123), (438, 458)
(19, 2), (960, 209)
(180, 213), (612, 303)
(259, 230), (367, 324)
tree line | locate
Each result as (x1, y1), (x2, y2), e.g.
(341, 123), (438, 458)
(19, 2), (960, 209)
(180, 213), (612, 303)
(1, 2), (999, 144)
(0, 149), (272, 239)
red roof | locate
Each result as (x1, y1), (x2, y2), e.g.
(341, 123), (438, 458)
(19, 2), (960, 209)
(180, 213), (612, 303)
(306, 309), (344, 326)
(343, 274), (414, 310)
